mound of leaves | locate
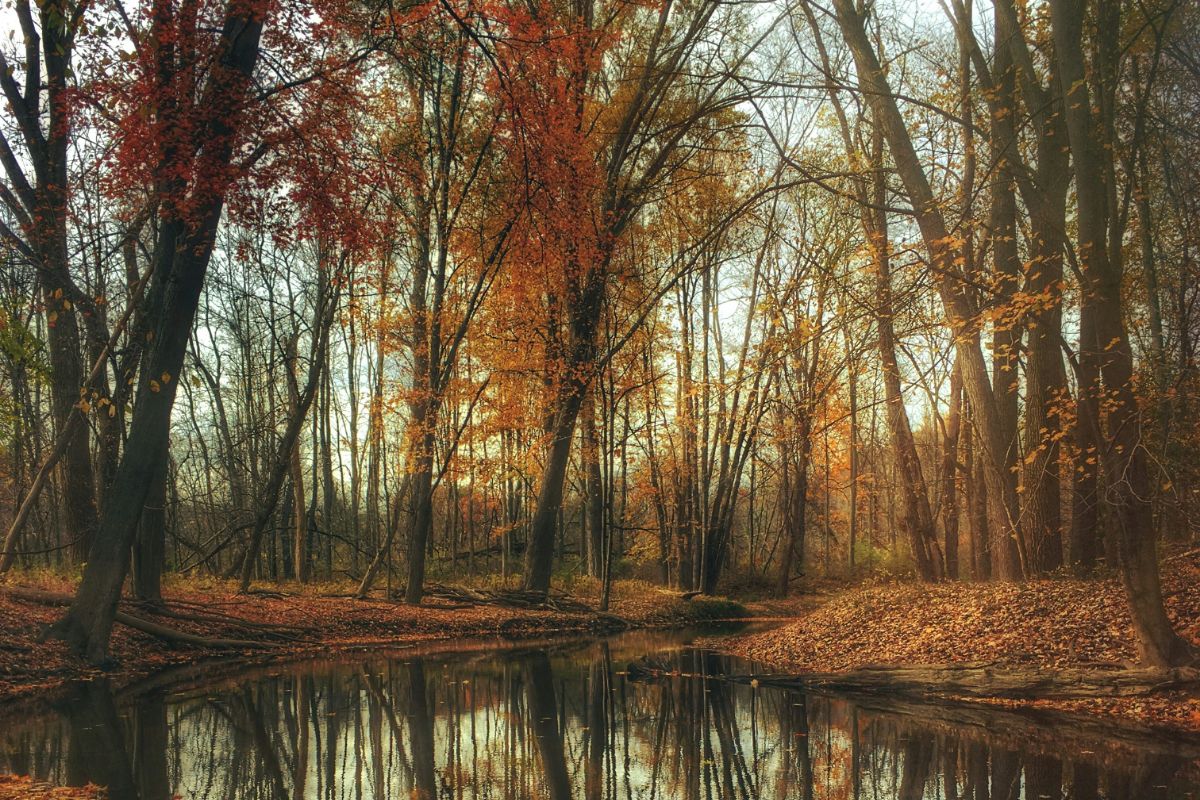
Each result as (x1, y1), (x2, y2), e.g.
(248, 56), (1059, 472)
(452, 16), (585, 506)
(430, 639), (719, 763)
(733, 549), (1200, 674)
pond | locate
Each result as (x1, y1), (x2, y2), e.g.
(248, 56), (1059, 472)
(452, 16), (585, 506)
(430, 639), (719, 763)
(2, 627), (1198, 799)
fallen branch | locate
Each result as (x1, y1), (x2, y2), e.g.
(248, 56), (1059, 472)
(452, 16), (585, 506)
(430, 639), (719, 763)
(841, 689), (1200, 759)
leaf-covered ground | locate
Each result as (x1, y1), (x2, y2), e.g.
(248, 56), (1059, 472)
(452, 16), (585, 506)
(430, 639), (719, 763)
(725, 549), (1200, 733)
(0, 575), (741, 704)
(0, 775), (102, 800)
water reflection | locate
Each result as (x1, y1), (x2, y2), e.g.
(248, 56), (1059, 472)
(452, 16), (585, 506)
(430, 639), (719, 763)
(2, 633), (1198, 799)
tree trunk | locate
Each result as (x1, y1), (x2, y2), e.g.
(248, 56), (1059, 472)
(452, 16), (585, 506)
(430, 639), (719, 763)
(1071, 300), (1102, 571)
(965, 399), (991, 580)
(3, 0), (99, 563)
(584, 392), (605, 578)
(132, 439), (167, 605)
(939, 360), (962, 579)
(524, 268), (605, 596)
(776, 417), (810, 596)
(403, 436), (435, 603)
(1022, 128), (1070, 575)
(1049, 0), (1193, 666)
(286, 339), (309, 585)
(988, 9), (1024, 579)
(868, 124), (944, 582)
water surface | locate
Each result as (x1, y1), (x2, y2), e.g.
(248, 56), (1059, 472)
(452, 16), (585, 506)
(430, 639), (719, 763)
(2, 627), (1198, 799)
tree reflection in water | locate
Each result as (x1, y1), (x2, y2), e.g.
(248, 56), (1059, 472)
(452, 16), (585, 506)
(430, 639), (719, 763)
(2, 634), (1197, 799)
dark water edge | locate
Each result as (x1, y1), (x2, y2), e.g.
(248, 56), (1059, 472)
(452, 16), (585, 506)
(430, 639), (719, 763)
(2, 625), (1198, 799)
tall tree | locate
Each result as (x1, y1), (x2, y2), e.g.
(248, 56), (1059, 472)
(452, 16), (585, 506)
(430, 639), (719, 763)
(1048, 0), (1194, 666)
(0, 0), (99, 559)
(830, 0), (1017, 585)
(515, 0), (761, 595)
(47, 0), (267, 662)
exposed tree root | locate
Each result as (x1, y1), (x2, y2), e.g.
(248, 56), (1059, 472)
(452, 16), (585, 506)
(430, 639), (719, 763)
(108, 610), (273, 650)
(127, 600), (314, 640)
(4, 588), (281, 651)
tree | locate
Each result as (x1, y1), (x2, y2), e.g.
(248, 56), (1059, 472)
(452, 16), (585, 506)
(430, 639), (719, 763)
(508, 0), (765, 595)
(829, 0), (1018, 584)
(46, 0), (267, 663)
(1048, 0), (1194, 667)
(0, 0), (100, 560)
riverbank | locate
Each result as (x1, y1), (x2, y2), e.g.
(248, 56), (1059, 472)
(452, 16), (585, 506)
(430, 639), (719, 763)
(0, 574), (744, 704)
(721, 548), (1200, 735)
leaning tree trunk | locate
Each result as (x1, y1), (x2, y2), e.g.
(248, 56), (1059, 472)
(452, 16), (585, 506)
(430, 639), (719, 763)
(48, 215), (229, 663)
(45, 8), (265, 664)
(524, 267), (605, 597)
(132, 439), (168, 605)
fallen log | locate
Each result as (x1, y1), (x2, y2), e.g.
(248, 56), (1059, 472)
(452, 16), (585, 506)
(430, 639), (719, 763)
(4, 587), (279, 651)
(734, 662), (1200, 699)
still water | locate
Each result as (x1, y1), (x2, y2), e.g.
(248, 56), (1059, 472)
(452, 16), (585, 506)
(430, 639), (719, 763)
(2, 627), (1198, 799)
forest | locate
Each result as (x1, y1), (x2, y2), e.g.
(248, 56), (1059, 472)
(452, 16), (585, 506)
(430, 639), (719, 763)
(0, 0), (1199, 758)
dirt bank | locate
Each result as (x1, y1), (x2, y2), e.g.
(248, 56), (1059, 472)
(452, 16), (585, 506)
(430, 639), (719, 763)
(0, 575), (743, 704)
(722, 549), (1200, 734)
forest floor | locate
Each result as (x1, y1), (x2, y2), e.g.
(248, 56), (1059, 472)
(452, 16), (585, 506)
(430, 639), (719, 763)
(721, 547), (1200, 735)
(0, 574), (753, 706)
(0, 775), (102, 800)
